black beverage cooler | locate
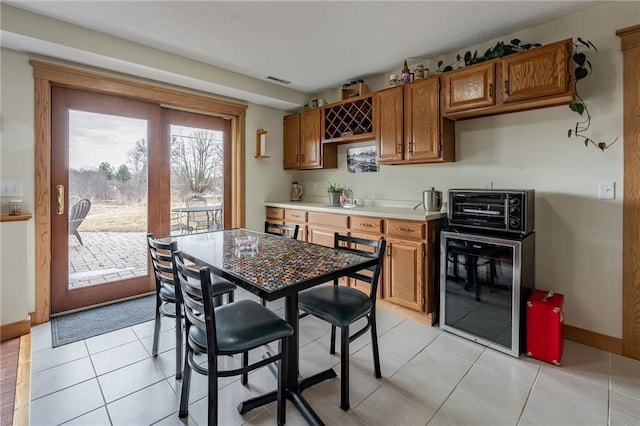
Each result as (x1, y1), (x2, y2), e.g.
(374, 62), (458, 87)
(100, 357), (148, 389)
(439, 230), (535, 357)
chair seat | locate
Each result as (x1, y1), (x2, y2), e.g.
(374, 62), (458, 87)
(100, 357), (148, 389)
(189, 300), (293, 353)
(159, 284), (176, 302)
(299, 285), (372, 327)
(210, 275), (237, 296)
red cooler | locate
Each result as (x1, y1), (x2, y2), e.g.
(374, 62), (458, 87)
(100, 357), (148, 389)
(526, 289), (564, 365)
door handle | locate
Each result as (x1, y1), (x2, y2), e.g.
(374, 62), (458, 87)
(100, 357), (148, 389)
(56, 184), (64, 215)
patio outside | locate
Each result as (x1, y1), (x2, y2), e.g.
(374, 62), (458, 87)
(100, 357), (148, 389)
(68, 116), (225, 289)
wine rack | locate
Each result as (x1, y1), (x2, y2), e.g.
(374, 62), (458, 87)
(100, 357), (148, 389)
(322, 94), (374, 143)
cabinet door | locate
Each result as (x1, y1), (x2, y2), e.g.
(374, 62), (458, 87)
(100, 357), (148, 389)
(442, 61), (496, 114)
(308, 224), (348, 285)
(385, 237), (424, 312)
(404, 77), (441, 162)
(502, 40), (571, 103)
(307, 225), (337, 248)
(374, 86), (404, 164)
(283, 114), (300, 169)
(300, 109), (321, 169)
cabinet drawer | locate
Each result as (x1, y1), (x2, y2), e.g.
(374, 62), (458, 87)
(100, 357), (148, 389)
(285, 209), (307, 223)
(351, 216), (383, 233)
(308, 211), (349, 228)
(386, 220), (425, 240)
(266, 207), (284, 221)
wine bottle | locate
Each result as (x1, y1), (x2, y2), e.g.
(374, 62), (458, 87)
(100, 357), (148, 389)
(401, 60), (411, 83)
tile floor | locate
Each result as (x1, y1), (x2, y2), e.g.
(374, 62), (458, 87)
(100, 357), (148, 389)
(30, 289), (640, 426)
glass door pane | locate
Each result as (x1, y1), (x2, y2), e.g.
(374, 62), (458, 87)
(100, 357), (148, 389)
(169, 123), (226, 235)
(67, 110), (149, 288)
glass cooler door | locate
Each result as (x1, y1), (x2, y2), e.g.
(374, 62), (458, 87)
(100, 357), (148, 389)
(440, 231), (525, 356)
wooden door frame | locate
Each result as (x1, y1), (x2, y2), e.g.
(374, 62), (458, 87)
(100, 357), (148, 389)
(617, 25), (640, 360)
(32, 60), (247, 324)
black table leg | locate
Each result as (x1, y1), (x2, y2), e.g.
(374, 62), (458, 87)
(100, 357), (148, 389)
(237, 293), (335, 426)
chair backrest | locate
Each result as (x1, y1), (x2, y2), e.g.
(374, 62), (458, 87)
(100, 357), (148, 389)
(185, 194), (207, 207)
(173, 250), (217, 351)
(147, 233), (178, 296)
(68, 195), (80, 210)
(333, 233), (386, 302)
(264, 222), (299, 240)
(68, 198), (91, 233)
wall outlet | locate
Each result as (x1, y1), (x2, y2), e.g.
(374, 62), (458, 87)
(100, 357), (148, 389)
(481, 181), (493, 189)
(0, 180), (23, 197)
(598, 181), (615, 200)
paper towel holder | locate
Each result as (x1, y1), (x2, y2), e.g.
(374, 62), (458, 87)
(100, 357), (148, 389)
(255, 129), (269, 158)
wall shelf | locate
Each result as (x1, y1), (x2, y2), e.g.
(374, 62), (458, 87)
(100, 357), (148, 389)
(255, 129), (270, 158)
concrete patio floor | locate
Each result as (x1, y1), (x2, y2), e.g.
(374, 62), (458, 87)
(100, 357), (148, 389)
(69, 232), (148, 289)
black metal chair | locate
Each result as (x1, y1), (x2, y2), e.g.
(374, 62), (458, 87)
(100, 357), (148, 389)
(261, 222), (300, 306)
(264, 221), (300, 239)
(173, 250), (293, 426)
(298, 233), (386, 411)
(146, 233), (236, 380)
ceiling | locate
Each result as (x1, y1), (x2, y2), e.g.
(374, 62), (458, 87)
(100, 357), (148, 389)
(5, 1), (606, 96)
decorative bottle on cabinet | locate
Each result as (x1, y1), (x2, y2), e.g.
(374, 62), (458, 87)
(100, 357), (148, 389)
(401, 60), (411, 83)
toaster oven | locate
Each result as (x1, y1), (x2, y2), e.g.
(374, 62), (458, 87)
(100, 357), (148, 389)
(448, 189), (535, 235)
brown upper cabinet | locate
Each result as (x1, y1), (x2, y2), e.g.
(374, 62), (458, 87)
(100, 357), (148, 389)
(283, 109), (337, 170)
(442, 39), (574, 120)
(441, 61), (497, 114)
(283, 113), (300, 169)
(374, 76), (455, 165)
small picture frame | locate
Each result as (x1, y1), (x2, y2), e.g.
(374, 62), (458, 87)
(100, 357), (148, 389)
(347, 145), (378, 173)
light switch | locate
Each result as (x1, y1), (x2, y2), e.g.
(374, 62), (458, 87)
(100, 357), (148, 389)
(598, 181), (615, 200)
(0, 180), (23, 197)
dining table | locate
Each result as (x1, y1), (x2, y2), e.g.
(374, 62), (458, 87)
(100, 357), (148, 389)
(171, 204), (222, 231)
(172, 228), (378, 426)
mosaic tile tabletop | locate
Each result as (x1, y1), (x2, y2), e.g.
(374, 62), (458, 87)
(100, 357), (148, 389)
(173, 229), (374, 294)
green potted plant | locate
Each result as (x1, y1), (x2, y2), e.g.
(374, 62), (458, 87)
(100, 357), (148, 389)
(327, 182), (346, 206)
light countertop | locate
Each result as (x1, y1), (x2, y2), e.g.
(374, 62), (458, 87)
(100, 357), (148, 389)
(264, 201), (446, 222)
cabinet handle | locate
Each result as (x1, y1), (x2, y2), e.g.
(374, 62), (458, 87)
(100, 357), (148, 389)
(504, 80), (509, 93)
(397, 227), (414, 232)
(397, 143), (402, 154)
(301, 154), (305, 162)
(488, 83), (493, 98)
(56, 184), (65, 215)
(361, 223), (374, 228)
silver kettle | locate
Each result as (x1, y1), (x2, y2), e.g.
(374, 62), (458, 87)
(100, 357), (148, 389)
(413, 187), (443, 212)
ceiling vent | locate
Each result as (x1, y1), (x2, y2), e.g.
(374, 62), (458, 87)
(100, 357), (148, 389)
(266, 76), (291, 85)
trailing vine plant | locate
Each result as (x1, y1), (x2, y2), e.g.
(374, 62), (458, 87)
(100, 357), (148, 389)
(567, 38), (618, 151)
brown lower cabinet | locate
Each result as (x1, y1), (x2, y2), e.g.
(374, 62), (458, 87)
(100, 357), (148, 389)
(265, 206), (445, 323)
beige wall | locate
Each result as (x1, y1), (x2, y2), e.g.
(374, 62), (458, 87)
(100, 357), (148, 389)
(0, 2), (637, 339)
(301, 3), (639, 338)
